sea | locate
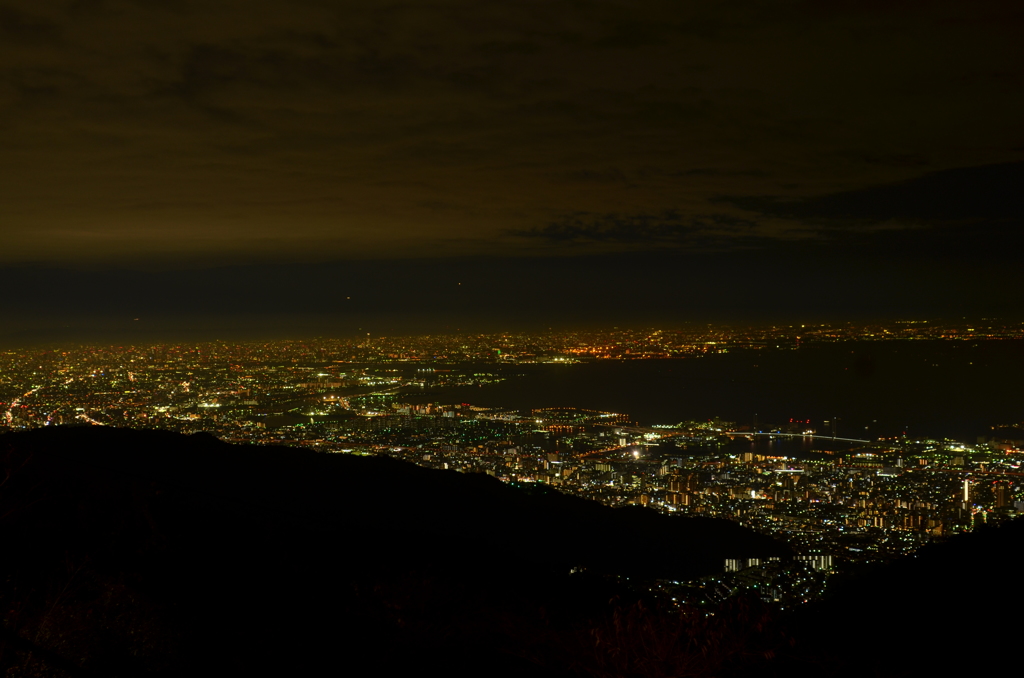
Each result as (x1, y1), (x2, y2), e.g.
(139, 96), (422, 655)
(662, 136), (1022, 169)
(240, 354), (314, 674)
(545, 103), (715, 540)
(399, 340), (1024, 446)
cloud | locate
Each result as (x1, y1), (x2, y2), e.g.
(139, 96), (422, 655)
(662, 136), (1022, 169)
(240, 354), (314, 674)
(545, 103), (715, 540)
(712, 161), (1024, 262)
(718, 161), (1024, 223)
(0, 0), (1021, 265)
(510, 210), (762, 249)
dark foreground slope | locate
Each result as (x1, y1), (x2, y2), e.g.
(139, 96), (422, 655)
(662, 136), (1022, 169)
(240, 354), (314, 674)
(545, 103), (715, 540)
(0, 426), (786, 677)
(776, 516), (1024, 678)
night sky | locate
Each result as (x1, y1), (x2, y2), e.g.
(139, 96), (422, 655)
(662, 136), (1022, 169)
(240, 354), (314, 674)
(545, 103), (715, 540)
(2, 1), (1022, 343)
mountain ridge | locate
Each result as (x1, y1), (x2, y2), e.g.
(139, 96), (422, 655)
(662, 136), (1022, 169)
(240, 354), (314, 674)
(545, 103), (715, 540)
(0, 425), (785, 676)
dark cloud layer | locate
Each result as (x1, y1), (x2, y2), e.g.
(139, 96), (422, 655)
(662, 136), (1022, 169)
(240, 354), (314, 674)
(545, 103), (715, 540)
(718, 161), (1024, 258)
(511, 211), (761, 249)
(1, 1), (1022, 334)
(722, 162), (1024, 223)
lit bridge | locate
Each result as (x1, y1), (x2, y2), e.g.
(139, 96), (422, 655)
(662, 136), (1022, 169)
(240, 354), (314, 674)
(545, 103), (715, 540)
(723, 431), (870, 444)
(575, 429), (871, 459)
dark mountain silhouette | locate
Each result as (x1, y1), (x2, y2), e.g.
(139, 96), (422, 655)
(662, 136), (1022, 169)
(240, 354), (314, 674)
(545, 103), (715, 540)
(0, 425), (786, 676)
(774, 516), (1024, 677)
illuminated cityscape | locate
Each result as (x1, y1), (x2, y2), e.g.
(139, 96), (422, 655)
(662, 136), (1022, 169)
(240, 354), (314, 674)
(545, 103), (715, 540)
(4, 320), (1021, 609)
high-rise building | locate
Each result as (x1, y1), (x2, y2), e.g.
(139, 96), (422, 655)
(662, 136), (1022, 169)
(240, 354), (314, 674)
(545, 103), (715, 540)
(994, 481), (1010, 508)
